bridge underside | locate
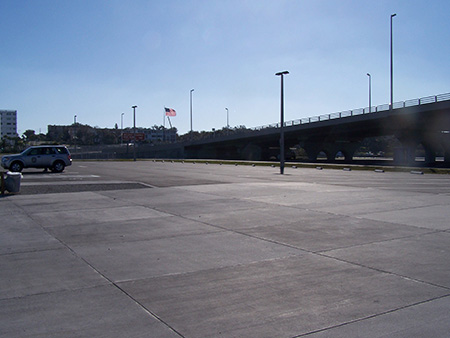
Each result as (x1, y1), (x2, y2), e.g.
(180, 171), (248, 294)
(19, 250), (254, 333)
(184, 139), (450, 166)
(183, 100), (450, 167)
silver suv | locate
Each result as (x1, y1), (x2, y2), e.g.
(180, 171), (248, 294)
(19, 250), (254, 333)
(1, 145), (72, 173)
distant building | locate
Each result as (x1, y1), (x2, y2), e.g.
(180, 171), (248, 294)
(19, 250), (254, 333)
(47, 124), (177, 145)
(0, 110), (18, 139)
(137, 127), (177, 143)
(47, 125), (70, 140)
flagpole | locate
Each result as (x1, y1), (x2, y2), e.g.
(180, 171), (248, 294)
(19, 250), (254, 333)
(163, 107), (166, 142)
(163, 107), (166, 128)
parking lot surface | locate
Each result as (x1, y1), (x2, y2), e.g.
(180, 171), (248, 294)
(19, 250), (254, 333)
(1, 160), (450, 337)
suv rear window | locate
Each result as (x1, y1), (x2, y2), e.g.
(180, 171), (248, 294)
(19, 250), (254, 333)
(55, 147), (69, 154)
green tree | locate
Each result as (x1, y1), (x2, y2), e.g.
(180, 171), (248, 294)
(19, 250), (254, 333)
(23, 129), (37, 142)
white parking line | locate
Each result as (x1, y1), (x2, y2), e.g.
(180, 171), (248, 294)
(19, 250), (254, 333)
(22, 174), (100, 180)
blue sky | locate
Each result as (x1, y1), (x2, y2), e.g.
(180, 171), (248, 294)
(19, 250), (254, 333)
(1, 0), (449, 135)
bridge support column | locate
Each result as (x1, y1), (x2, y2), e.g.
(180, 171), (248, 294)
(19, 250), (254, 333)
(441, 133), (450, 164)
(420, 131), (450, 164)
(303, 142), (322, 162)
(241, 143), (263, 161)
(335, 142), (360, 162)
(324, 145), (343, 162)
(423, 144), (437, 165)
(394, 133), (418, 166)
(445, 150), (450, 164)
(394, 146), (417, 165)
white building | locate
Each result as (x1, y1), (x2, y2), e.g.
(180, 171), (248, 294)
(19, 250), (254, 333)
(0, 110), (18, 139)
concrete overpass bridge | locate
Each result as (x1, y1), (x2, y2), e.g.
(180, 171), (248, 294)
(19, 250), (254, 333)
(182, 92), (450, 166)
(75, 92), (450, 167)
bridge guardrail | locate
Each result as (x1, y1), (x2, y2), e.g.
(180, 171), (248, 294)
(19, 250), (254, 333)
(250, 92), (450, 131)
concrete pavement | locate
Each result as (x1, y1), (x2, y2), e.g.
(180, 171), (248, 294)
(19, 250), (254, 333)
(1, 161), (450, 337)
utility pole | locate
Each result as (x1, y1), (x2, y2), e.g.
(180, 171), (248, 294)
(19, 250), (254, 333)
(275, 71), (289, 174)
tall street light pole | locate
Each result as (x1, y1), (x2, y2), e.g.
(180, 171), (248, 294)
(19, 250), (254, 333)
(390, 13), (396, 110)
(132, 105), (137, 161)
(121, 112), (124, 145)
(367, 73), (372, 113)
(190, 89), (194, 133)
(225, 108), (229, 128)
(275, 71), (289, 175)
(73, 115), (77, 151)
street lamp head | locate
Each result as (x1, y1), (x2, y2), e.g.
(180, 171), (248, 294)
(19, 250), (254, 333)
(275, 71), (289, 76)
(190, 89), (194, 93)
(132, 105), (137, 109)
(391, 13), (396, 18)
(367, 73), (371, 77)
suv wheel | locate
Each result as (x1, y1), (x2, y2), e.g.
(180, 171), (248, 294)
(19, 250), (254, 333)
(52, 161), (65, 173)
(10, 161), (23, 172)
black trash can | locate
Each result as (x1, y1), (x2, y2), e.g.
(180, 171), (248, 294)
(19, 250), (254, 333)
(5, 171), (22, 193)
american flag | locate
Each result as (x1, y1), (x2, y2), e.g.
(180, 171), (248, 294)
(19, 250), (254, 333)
(165, 107), (176, 116)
